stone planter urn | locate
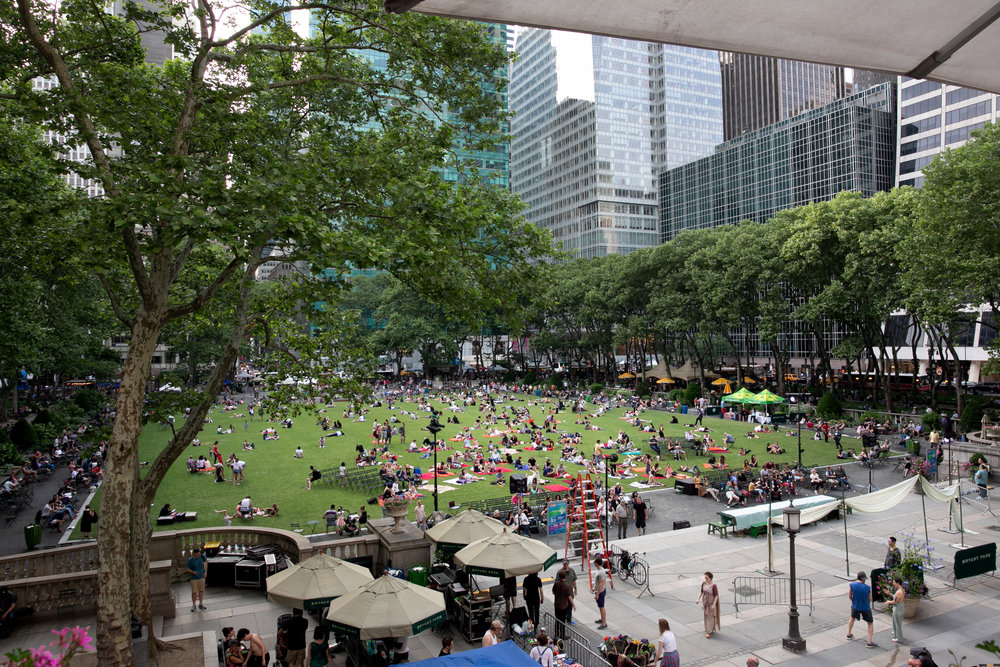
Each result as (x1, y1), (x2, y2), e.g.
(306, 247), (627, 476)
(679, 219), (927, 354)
(383, 501), (410, 534)
(903, 595), (921, 619)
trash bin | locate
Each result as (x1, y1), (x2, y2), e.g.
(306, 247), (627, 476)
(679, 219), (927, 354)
(409, 566), (428, 587)
(681, 405), (688, 415)
(24, 523), (41, 550)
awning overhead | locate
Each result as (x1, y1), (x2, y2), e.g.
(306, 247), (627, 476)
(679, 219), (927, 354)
(386, 0), (1000, 94)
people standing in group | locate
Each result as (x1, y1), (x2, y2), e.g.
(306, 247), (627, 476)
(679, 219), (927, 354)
(847, 571), (875, 648)
(522, 570), (543, 629)
(530, 632), (555, 667)
(885, 536), (902, 569)
(696, 571), (720, 638)
(654, 618), (680, 667)
(632, 493), (647, 536)
(281, 608), (310, 667)
(552, 569), (576, 637)
(615, 498), (629, 539)
(237, 628), (268, 667)
(187, 547), (208, 612)
(593, 554), (608, 629)
(888, 576), (905, 643)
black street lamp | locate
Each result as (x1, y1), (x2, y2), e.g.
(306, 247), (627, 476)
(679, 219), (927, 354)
(782, 506), (806, 653)
(604, 453), (617, 542)
(796, 420), (803, 469)
(426, 411), (443, 513)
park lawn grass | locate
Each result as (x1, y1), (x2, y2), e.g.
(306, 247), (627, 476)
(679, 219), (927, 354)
(71, 395), (866, 538)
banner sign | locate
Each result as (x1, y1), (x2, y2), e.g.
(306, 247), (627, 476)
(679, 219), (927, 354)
(955, 542), (997, 581)
(548, 500), (568, 535)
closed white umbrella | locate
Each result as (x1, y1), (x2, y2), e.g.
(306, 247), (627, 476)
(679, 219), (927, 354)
(325, 574), (447, 638)
(453, 528), (558, 578)
(265, 553), (374, 610)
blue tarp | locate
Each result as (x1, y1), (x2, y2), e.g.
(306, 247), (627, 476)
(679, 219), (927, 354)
(406, 641), (537, 667)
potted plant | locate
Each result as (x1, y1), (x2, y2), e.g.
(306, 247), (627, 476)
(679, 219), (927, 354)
(874, 531), (929, 619)
(382, 496), (410, 533)
(601, 634), (655, 667)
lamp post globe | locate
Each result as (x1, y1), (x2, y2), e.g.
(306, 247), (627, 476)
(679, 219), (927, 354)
(782, 506), (806, 653)
(426, 412), (443, 513)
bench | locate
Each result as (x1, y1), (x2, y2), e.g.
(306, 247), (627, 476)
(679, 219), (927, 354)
(707, 521), (729, 538)
(748, 522), (769, 538)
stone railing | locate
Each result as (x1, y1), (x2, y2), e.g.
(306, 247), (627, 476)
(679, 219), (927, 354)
(0, 527), (380, 621)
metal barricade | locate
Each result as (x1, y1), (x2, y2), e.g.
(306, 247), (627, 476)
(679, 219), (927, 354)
(608, 543), (654, 597)
(732, 575), (813, 618)
(540, 610), (608, 667)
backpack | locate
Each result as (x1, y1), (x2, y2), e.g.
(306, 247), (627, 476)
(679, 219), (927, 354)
(533, 647), (552, 665)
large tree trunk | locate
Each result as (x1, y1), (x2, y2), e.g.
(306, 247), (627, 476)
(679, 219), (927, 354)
(97, 311), (162, 665)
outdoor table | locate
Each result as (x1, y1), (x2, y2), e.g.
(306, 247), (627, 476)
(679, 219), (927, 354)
(717, 495), (835, 531)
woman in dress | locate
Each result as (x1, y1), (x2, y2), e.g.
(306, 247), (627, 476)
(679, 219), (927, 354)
(888, 576), (905, 643)
(696, 571), (720, 638)
(654, 618), (680, 667)
(308, 626), (331, 667)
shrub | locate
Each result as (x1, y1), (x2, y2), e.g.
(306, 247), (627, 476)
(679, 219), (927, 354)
(502, 370), (516, 384)
(816, 392), (843, 418)
(10, 418), (38, 450)
(668, 388), (684, 402)
(859, 410), (883, 423)
(522, 371), (537, 385)
(683, 382), (702, 406)
(907, 440), (922, 456)
(589, 383), (604, 395)
(634, 382), (651, 398)
(970, 452), (988, 467)
(960, 395), (989, 434)
(0, 429), (10, 445)
(32, 409), (52, 425)
(921, 411), (941, 434)
(549, 375), (564, 390)
(72, 388), (104, 413)
(0, 441), (20, 466)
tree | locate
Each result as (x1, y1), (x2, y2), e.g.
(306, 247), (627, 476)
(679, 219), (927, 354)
(1, 3), (549, 663)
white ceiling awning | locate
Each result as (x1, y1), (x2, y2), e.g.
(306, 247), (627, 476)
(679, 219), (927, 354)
(386, 0), (1000, 94)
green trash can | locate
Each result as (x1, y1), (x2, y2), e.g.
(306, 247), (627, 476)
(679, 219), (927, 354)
(24, 523), (41, 550)
(408, 566), (428, 587)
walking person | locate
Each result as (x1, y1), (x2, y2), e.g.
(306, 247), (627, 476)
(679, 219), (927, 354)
(696, 571), (720, 638)
(632, 493), (647, 536)
(615, 498), (629, 539)
(593, 554), (608, 629)
(654, 618), (680, 667)
(414, 499), (427, 530)
(187, 547), (208, 612)
(522, 570), (543, 629)
(558, 559), (578, 625)
(846, 571), (875, 648)
(282, 608), (310, 667)
(884, 536), (902, 569)
(888, 576), (905, 643)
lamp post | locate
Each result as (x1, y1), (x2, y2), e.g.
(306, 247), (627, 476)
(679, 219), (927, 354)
(781, 506), (806, 653)
(796, 420), (803, 469)
(426, 412), (443, 513)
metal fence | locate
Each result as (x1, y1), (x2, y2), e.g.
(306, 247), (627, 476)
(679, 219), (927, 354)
(540, 610), (608, 667)
(732, 575), (813, 618)
(608, 542), (654, 597)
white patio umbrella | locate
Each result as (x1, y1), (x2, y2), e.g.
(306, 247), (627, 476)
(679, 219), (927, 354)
(325, 574), (447, 638)
(424, 509), (506, 552)
(453, 528), (558, 578)
(265, 553), (374, 611)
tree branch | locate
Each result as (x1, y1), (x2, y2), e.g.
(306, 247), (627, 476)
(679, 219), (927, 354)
(164, 253), (248, 321)
(96, 272), (134, 327)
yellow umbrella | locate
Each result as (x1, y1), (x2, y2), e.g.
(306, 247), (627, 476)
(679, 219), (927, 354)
(656, 377), (675, 384)
(618, 372), (635, 379)
(711, 378), (731, 386)
(743, 376), (756, 383)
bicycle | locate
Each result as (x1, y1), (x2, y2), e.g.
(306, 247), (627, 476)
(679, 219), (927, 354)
(616, 549), (648, 587)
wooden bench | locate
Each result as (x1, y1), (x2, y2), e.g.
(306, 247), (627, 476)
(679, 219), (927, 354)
(707, 521), (729, 538)
(748, 522), (769, 538)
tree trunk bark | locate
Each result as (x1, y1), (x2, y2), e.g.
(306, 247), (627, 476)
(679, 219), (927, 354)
(97, 311), (163, 665)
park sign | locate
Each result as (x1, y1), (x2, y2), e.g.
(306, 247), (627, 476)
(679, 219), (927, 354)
(548, 500), (568, 535)
(954, 543), (997, 581)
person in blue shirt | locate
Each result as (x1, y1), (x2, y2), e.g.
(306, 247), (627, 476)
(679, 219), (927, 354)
(975, 464), (989, 498)
(847, 571), (874, 648)
(186, 547), (208, 612)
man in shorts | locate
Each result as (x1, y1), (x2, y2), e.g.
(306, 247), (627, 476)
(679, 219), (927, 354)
(847, 571), (875, 648)
(186, 547), (208, 611)
(593, 554), (608, 629)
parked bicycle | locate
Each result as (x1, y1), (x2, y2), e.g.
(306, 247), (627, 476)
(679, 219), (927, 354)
(616, 548), (648, 586)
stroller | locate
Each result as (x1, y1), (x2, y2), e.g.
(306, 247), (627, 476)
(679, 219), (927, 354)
(273, 614), (290, 667)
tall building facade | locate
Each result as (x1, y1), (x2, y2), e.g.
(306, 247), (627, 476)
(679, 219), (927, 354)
(896, 78), (999, 188)
(659, 82), (896, 242)
(509, 29), (721, 258)
(720, 53), (846, 141)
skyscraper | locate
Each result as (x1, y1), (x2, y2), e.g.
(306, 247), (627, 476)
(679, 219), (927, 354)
(509, 29), (721, 258)
(720, 53), (846, 140)
(896, 77), (998, 188)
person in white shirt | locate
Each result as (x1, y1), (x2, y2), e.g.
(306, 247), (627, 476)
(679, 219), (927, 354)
(655, 618), (680, 667)
(530, 633), (555, 667)
(482, 620), (503, 647)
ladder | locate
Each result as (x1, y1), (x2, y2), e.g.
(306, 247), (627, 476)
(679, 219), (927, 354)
(564, 473), (612, 592)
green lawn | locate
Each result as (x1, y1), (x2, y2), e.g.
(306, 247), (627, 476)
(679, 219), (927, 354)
(74, 395), (863, 536)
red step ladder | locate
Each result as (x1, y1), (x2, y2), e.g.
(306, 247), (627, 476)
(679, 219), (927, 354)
(564, 473), (612, 591)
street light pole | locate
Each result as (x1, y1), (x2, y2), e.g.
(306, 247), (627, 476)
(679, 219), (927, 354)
(426, 412), (443, 513)
(782, 506), (806, 653)
(796, 420), (803, 469)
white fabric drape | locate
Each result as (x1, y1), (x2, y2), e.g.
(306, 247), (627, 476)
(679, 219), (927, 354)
(770, 500), (841, 527)
(845, 476), (918, 513)
(917, 478), (964, 532)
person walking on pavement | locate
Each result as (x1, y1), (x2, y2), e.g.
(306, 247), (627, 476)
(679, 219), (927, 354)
(282, 608), (310, 667)
(615, 498), (629, 539)
(559, 559), (578, 625)
(654, 618), (680, 667)
(593, 554), (608, 629)
(696, 571), (720, 638)
(884, 536), (902, 569)
(522, 570), (543, 629)
(632, 493), (647, 536)
(186, 547), (208, 612)
(888, 576), (906, 643)
(847, 571), (875, 648)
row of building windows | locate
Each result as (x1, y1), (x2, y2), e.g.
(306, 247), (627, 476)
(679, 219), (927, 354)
(945, 99), (992, 125)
